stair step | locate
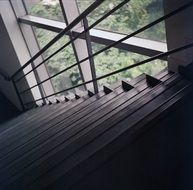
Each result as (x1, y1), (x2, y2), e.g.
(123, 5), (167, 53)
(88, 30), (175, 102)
(48, 101), (52, 105)
(146, 74), (162, 87)
(103, 86), (113, 94)
(55, 99), (60, 104)
(65, 97), (70, 102)
(75, 94), (81, 100)
(88, 90), (95, 97)
(121, 80), (134, 91)
(41, 102), (46, 107)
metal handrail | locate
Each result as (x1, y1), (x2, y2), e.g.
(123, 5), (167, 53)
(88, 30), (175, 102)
(18, 0), (193, 95)
(24, 41), (193, 105)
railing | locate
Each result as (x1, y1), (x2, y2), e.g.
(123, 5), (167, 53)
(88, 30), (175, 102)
(5, 0), (193, 110)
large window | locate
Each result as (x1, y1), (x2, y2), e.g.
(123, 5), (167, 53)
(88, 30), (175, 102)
(15, 0), (167, 96)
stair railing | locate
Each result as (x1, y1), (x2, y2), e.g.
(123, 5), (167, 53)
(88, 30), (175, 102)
(5, 0), (193, 110)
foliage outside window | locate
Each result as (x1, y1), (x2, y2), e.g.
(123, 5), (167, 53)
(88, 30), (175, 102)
(92, 43), (167, 86)
(76, 0), (166, 42)
(33, 27), (83, 94)
(24, 0), (64, 22)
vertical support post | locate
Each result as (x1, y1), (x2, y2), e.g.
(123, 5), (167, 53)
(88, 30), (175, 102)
(12, 79), (25, 111)
(59, 0), (86, 91)
(59, 0), (94, 91)
(83, 17), (99, 94)
(31, 62), (46, 105)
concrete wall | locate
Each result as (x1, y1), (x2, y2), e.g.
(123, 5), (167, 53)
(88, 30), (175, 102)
(0, 1), (41, 109)
(0, 14), (24, 110)
(164, 0), (193, 72)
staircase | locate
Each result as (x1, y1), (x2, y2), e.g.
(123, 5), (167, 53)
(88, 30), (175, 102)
(0, 68), (193, 190)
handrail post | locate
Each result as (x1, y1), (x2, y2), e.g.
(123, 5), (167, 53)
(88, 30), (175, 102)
(83, 17), (99, 94)
(12, 79), (25, 111)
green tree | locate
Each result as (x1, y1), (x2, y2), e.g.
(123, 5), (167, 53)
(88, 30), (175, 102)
(77, 0), (166, 41)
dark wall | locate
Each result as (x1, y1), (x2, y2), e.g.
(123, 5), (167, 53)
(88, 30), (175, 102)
(72, 96), (193, 190)
(0, 14), (35, 110)
(0, 91), (20, 125)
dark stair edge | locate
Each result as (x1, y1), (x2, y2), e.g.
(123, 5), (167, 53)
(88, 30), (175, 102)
(146, 74), (162, 87)
(121, 80), (134, 91)
(88, 90), (95, 97)
(103, 86), (113, 94)
(75, 94), (81, 100)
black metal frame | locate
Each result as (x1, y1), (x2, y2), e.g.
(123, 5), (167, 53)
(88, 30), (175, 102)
(4, 0), (193, 109)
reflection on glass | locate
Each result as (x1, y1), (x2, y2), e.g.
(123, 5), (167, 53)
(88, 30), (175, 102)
(76, 0), (166, 42)
(33, 27), (83, 94)
(92, 43), (167, 86)
(24, 0), (64, 22)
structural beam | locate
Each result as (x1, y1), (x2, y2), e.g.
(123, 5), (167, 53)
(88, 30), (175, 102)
(19, 15), (167, 60)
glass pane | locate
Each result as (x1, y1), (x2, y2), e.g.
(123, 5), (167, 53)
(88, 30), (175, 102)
(76, 0), (94, 13)
(76, 0), (166, 42)
(24, 0), (64, 22)
(33, 27), (84, 94)
(92, 43), (167, 87)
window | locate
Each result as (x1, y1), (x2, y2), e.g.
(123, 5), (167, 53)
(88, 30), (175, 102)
(23, 0), (65, 22)
(92, 43), (167, 86)
(33, 27), (83, 94)
(14, 0), (168, 97)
